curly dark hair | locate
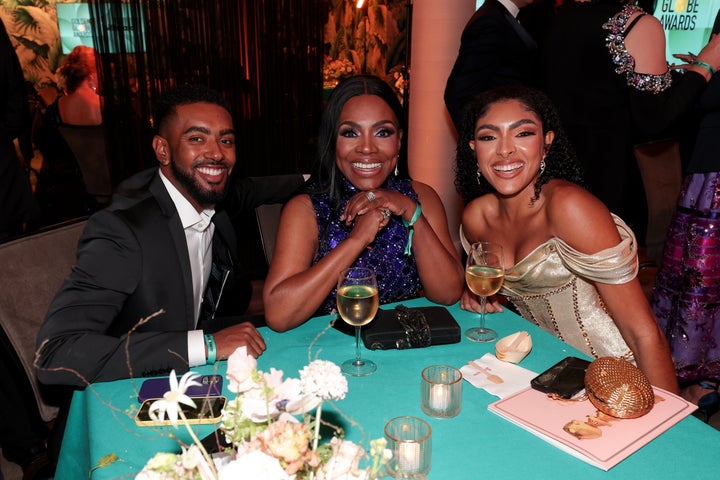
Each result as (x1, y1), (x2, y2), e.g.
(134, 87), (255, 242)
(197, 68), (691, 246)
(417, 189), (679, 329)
(454, 86), (583, 204)
(305, 74), (406, 208)
(152, 84), (232, 135)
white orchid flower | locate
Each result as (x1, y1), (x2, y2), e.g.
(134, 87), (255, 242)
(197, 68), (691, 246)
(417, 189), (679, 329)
(148, 370), (202, 426)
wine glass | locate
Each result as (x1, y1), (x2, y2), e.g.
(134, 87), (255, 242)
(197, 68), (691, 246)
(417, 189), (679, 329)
(464, 241), (505, 342)
(337, 267), (379, 376)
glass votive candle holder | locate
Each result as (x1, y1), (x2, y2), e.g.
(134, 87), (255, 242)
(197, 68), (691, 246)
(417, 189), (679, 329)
(421, 364), (462, 418)
(384, 416), (432, 479)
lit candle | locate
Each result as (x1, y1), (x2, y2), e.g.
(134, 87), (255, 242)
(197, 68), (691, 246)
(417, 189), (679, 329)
(429, 383), (450, 411)
(398, 441), (421, 473)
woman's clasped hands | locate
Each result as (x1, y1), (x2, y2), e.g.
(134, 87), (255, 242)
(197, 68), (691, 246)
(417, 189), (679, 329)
(340, 188), (416, 240)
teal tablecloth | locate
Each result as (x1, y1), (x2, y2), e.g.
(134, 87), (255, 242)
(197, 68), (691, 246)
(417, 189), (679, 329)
(55, 298), (720, 479)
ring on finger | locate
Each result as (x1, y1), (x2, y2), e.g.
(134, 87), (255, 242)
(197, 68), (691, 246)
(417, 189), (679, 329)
(381, 208), (391, 221)
(366, 191), (376, 202)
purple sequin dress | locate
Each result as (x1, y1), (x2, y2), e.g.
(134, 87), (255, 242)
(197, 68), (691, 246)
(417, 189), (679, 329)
(651, 173), (720, 385)
(310, 176), (422, 314)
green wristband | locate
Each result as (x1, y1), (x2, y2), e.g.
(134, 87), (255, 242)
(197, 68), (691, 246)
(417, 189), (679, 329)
(692, 60), (716, 76)
(204, 334), (216, 364)
(402, 203), (422, 256)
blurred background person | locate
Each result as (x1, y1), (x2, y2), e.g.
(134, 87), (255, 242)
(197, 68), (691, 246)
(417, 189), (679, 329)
(35, 45), (102, 216)
(444, 0), (540, 135)
(651, 9), (720, 422)
(264, 75), (464, 332)
(540, 0), (720, 251)
(34, 45), (103, 224)
(49, 45), (102, 127)
(0, 19), (39, 241)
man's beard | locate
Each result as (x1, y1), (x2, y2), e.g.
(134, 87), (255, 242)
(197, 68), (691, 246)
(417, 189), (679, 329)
(170, 160), (229, 207)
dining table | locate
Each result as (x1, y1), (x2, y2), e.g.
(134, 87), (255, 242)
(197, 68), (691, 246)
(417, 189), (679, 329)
(55, 297), (720, 479)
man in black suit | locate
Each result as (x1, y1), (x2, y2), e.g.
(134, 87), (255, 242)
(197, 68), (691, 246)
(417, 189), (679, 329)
(444, 0), (540, 134)
(36, 85), (268, 387)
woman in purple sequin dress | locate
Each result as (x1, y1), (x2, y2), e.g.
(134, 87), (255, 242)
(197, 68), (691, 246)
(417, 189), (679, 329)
(263, 75), (464, 332)
(651, 14), (720, 413)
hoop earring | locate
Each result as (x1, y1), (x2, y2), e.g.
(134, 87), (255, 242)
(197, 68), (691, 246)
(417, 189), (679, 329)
(476, 169), (482, 185)
(540, 159), (546, 176)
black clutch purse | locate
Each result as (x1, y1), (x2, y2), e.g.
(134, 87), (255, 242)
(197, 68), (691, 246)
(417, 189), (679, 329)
(334, 305), (461, 350)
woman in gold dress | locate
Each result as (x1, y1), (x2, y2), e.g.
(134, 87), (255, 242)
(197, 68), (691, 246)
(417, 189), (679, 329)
(454, 86), (678, 393)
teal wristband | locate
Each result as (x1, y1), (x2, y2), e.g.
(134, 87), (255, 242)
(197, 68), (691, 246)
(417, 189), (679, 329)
(402, 203), (422, 256)
(204, 334), (216, 365)
(692, 60), (716, 76)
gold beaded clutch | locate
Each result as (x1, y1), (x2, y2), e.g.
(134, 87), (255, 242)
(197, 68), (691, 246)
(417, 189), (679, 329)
(584, 357), (655, 419)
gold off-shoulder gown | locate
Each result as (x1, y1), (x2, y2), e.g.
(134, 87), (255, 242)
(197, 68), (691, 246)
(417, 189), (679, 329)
(461, 215), (637, 360)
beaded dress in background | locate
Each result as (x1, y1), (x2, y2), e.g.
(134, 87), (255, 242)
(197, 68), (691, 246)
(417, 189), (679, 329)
(310, 176), (422, 315)
(651, 69), (720, 386)
(463, 215), (637, 360)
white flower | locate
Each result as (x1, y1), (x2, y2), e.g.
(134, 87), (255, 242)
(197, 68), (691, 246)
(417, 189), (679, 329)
(240, 375), (319, 422)
(136, 452), (179, 479)
(316, 438), (368, 480)
(136, 446), (215, 479)
(226, 346), (258, 393)
(218, 450), (291, 480)
(148, 370), (202, 426)
(178, 445), (215, 478)
(300, 360), (348, 401)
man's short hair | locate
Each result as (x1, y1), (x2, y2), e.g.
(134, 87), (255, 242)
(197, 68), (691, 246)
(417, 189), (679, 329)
(152, 84), (232, 134)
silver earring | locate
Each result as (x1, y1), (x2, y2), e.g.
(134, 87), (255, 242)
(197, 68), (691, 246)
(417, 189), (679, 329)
(540, 158), (546, 176)
(394, 164), (399, 177)
(476, 169), (482, 184)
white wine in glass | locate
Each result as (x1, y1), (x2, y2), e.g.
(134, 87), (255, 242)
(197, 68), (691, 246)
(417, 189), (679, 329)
(337, 267), (379, 376)
(465, 242), (504, 342)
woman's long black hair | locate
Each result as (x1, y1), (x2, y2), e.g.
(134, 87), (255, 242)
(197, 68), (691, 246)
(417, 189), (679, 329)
(304, 75), (407, 209)
(454, 86), (583, 204)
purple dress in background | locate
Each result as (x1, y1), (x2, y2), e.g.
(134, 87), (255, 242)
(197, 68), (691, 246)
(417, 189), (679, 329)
(651, 174), (720, 385)
(310, 176), (422, 315)
(651, 27), (720, 387)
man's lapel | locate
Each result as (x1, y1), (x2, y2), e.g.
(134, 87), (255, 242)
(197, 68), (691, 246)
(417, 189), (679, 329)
(149, 174), (196, 328)
(504, 10), (537, 50)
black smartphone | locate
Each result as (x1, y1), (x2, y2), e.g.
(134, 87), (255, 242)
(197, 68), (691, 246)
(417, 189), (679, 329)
(137, 374), (223, 403)
(135, 395), (227, 426)
(530, 356), (591, 399)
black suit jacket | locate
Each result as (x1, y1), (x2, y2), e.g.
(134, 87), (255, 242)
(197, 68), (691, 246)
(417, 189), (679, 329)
(36, 173), (248, 385)
(444, 0), (539, 132)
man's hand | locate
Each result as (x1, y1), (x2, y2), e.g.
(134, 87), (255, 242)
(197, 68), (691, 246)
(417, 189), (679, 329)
(214, 322), (266, 359)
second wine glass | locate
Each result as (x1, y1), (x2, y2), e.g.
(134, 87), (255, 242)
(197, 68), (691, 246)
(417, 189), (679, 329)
(337, 267), (379, 376)
(465, 241), (505, 342)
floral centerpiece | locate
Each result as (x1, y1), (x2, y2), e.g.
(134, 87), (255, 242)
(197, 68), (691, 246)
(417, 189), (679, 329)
(136, 346), (391, 479)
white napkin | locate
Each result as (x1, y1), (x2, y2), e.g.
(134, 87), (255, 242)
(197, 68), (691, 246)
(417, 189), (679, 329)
(460, 353), (538, 398)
